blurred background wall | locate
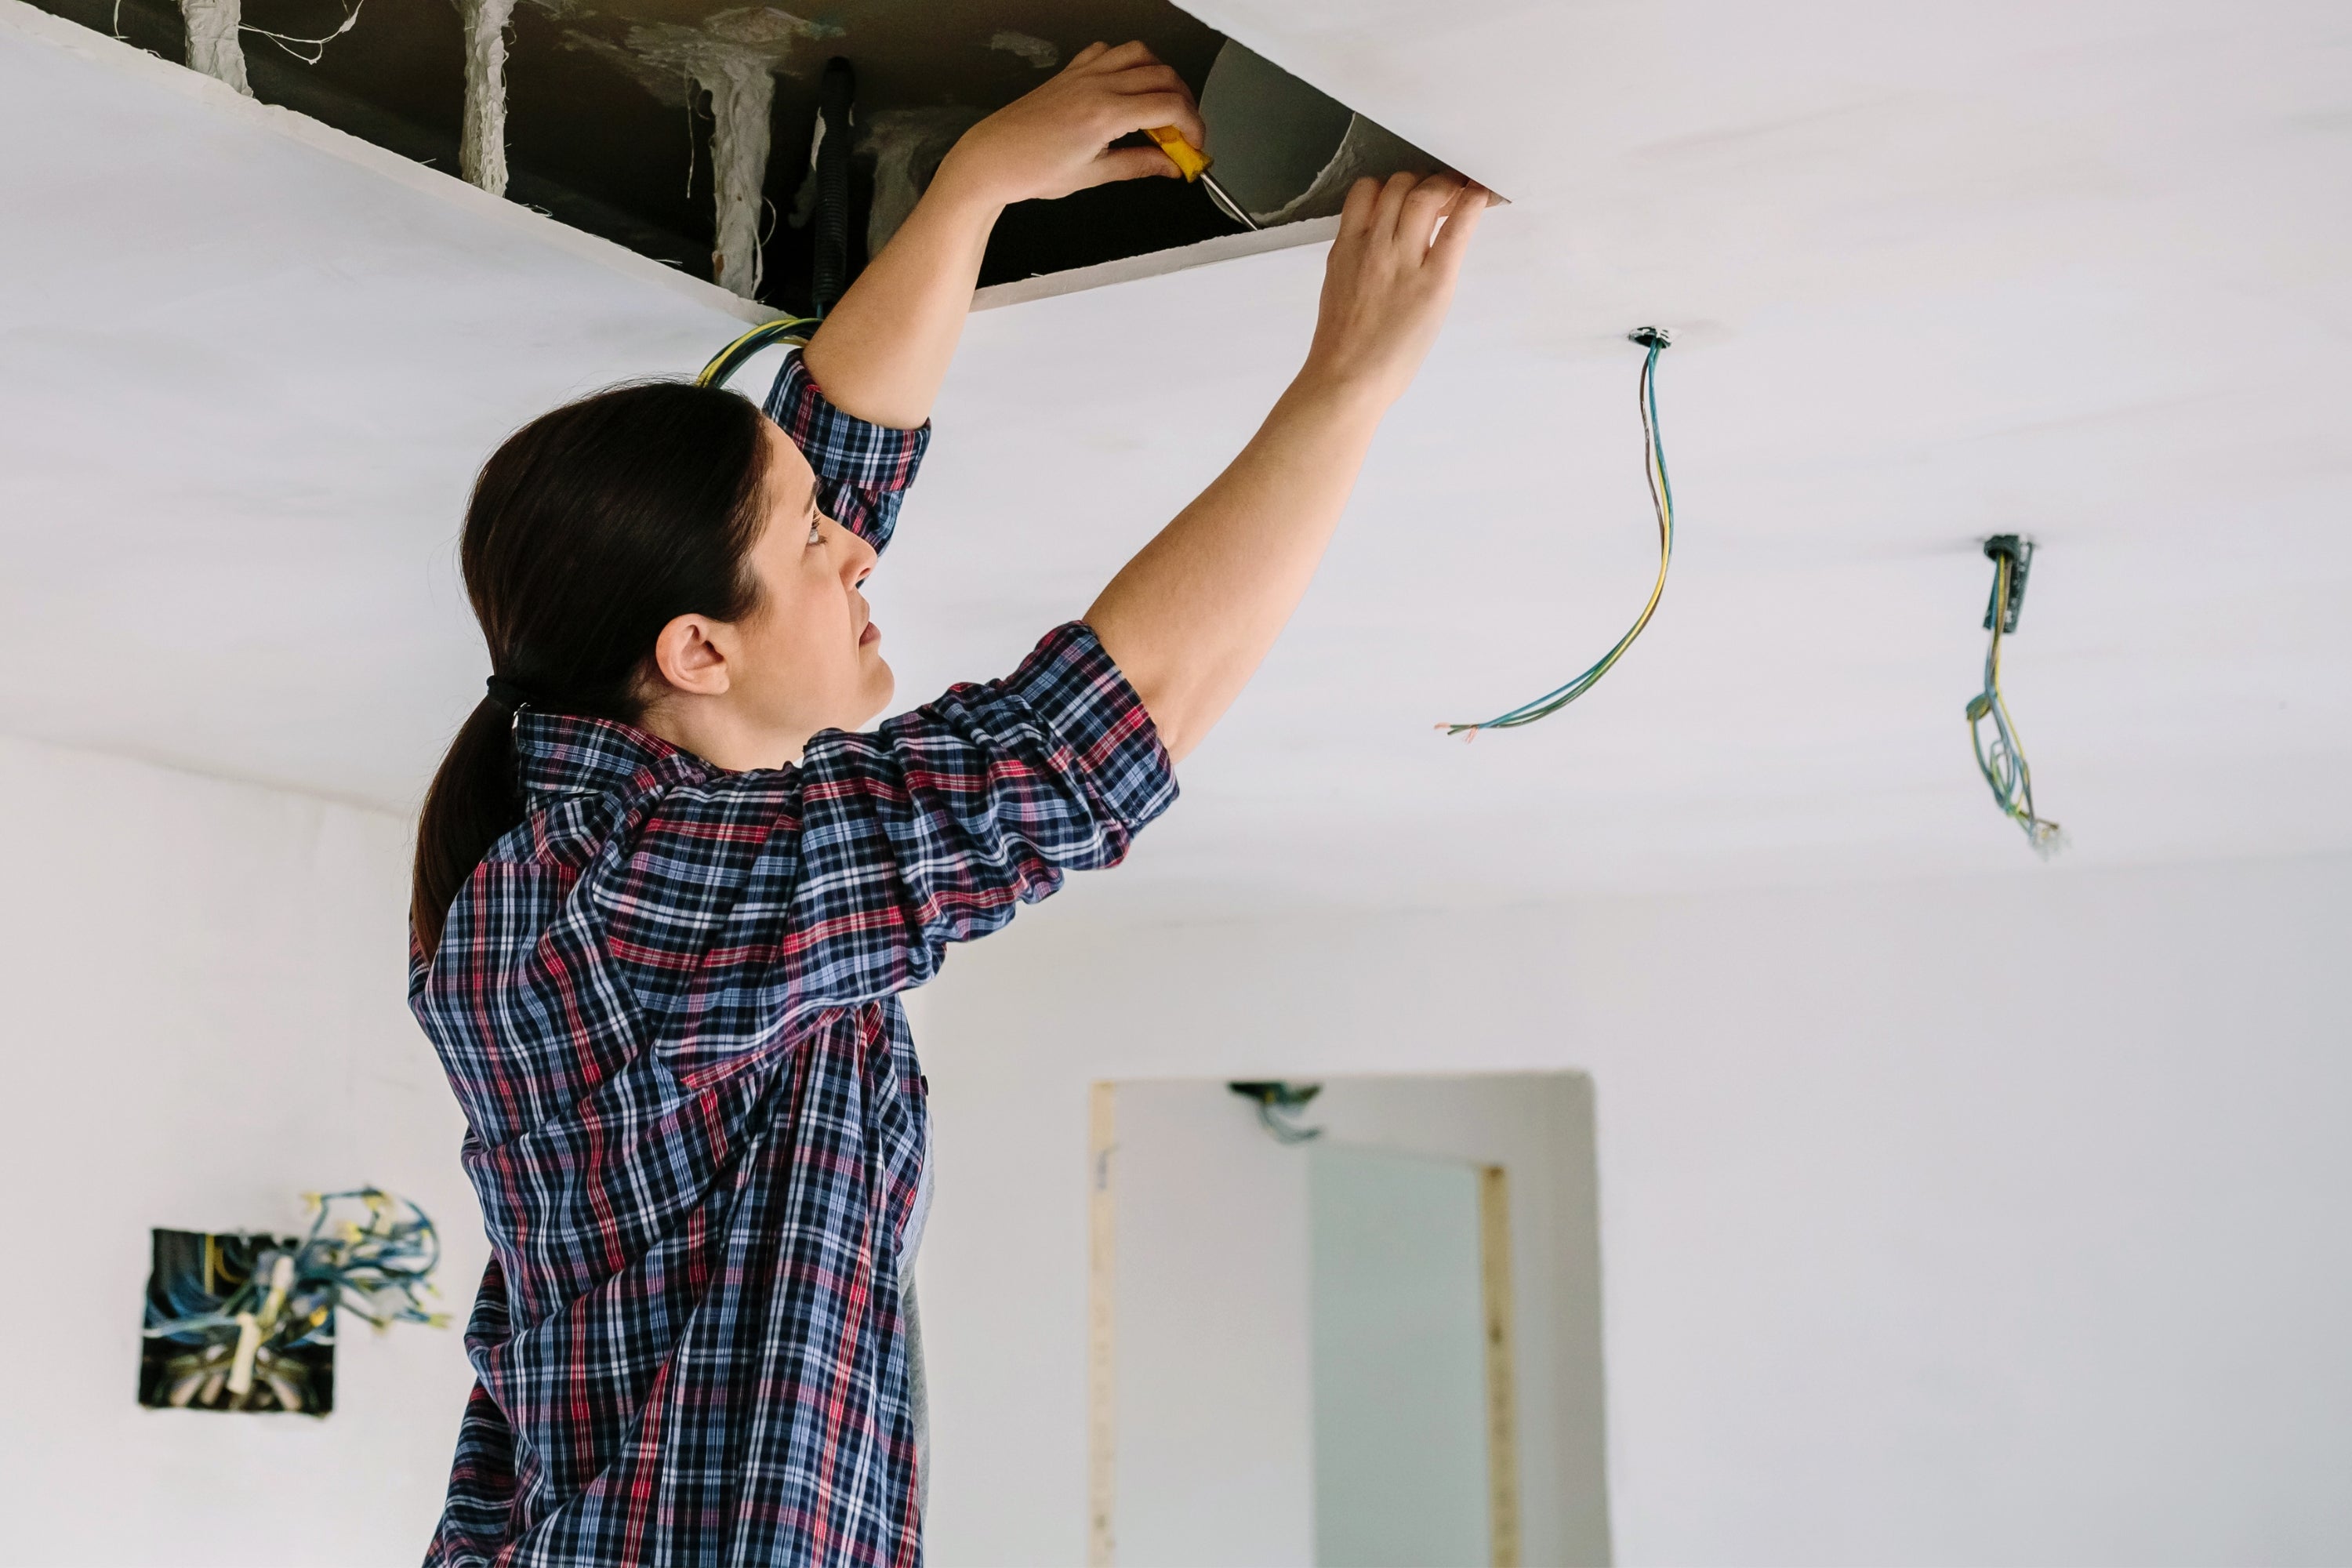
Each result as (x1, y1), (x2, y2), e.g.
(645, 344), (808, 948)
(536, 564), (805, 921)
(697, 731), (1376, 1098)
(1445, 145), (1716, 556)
(0, 736), (484, 1564)
(914, 853), (2352, 1566)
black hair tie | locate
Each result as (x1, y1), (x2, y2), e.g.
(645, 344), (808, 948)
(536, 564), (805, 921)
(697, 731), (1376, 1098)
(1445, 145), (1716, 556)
(484, 675), (539, 713)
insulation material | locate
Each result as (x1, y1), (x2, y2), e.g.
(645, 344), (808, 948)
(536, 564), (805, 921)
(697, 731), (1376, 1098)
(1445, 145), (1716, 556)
(457, 0), (517, 194)
(700, 55), (772, 296)
(987, 30), (1057, 71)
(179, 0), (250, 95)
(860, 106), (980, 260)
(613, 9), (833, 296)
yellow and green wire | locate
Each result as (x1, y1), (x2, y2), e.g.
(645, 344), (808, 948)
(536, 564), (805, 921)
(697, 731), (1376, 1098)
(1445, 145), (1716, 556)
(1442, 326), (1676, 736)
(697, 315), (823, 390)
(1965, 549), (2065, 856)
(709, 318), (1684, 739)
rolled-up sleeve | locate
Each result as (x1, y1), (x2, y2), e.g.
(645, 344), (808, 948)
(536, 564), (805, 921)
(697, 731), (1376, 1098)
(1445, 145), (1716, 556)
(615, 622), (1178, 1073)
(764, 349), (929, 552)
(776, 621), (1177, 1011)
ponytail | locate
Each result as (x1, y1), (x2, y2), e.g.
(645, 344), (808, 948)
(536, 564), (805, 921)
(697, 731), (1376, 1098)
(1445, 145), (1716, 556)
(411, 700), (524, 956)
(410, 379), (773, 957)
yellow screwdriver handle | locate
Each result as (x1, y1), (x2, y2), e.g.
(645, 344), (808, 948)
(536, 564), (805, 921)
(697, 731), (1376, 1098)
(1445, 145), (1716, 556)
(1145, 125), (1211, 182)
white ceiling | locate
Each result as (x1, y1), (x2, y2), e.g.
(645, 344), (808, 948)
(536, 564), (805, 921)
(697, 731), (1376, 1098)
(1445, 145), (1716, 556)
(4, 0), (2348, 916)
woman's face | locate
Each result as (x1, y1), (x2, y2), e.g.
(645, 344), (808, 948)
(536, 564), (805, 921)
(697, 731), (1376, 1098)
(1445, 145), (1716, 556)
(729, 423), (895, 746)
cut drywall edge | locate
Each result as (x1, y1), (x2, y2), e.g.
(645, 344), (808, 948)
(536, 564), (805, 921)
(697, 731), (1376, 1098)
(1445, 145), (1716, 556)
(10, 1), (1350, 331)
(16, 0), (1381, 326)
(0, 0), (769, 326)
(972, 215), (1339, 311)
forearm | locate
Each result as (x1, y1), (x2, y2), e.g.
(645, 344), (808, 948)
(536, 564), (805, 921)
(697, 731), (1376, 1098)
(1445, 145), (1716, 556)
(799, 170), (1000, 430)
(1087, 372), (1388, 761)
(1084, 172), (1483, 764)
(797, 44), (1208, 429)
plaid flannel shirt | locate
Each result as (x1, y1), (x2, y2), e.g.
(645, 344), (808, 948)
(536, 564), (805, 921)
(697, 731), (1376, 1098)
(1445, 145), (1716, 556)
(410, 352), (1178, 1567)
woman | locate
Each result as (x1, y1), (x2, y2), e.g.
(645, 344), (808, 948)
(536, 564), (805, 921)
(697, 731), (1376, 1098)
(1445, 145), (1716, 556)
(408, 41), (1484, 1568)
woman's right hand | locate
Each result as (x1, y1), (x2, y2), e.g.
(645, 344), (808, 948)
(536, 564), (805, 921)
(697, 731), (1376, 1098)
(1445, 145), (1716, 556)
(1299, 173), (1490, 410)
(934, 42), (1208, 210)
(808, 41), (1204, 429)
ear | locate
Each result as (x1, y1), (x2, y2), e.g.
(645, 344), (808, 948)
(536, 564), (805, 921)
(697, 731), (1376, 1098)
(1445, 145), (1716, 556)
(650, 612), (734, 698)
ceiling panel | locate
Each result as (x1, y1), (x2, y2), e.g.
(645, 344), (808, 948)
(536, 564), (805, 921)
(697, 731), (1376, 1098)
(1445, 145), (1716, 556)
(3, 0), (2347, 913)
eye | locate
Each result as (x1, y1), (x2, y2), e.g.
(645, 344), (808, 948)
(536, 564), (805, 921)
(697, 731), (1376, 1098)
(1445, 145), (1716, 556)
(806, 516), (823, 546)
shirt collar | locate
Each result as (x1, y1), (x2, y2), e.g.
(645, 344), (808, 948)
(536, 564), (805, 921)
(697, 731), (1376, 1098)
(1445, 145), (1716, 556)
(513, 710), (696, 800)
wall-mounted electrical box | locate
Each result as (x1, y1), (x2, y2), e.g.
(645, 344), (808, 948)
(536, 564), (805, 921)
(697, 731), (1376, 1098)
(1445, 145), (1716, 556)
(140, 1228), (336, 1415)
(137, 1190), (443, 1415)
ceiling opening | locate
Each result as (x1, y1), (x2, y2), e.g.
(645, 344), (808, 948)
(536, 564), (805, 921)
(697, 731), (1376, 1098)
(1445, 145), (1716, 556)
(34, 0), (1457, 310)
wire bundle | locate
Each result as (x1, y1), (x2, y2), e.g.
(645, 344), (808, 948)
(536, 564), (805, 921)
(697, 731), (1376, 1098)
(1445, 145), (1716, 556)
(1226, 1080), (1324, 1145)
(1441, 326), (1676, 736)
(143, 1188), (447, 1414)
(1965, 550), (2066, 857)
(696, 315), (823, 390)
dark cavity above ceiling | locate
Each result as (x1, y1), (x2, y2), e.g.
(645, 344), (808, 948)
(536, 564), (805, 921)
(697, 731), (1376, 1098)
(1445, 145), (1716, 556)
(38, 0), (1249, 307)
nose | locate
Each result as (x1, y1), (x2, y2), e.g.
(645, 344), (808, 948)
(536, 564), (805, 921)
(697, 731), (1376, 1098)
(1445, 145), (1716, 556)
(842, 524), (878, 587)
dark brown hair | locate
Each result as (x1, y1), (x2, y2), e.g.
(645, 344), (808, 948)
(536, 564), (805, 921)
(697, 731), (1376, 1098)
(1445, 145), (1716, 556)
(411, 381), (773, 956)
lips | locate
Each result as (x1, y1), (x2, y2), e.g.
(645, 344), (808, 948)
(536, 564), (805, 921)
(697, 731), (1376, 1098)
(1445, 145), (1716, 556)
(859, 620), (880, 647)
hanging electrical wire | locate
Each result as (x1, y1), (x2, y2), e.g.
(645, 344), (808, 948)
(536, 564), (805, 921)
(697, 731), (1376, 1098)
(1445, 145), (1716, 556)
(240, 0), (370, 64)
(1227, 1080), (1324, 1145)
(1441, 325), (1676, 736)
(1965, 535), (2065, 857)
(697, 315), (822, 390)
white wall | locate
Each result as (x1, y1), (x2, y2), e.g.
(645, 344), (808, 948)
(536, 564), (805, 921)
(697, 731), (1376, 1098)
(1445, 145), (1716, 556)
(7, 717), (2342, 1568)
(1111, 1076), (1609, 1567)
(913, 851), (2352, 1567)
(0, 736), (484, 1566)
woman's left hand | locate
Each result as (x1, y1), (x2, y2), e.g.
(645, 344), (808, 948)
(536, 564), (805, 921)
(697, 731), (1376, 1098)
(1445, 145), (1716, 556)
(935, 42), (1209, 209)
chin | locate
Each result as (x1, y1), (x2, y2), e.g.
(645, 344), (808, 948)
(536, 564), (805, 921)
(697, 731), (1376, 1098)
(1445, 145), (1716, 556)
(861, 659), (895, 725)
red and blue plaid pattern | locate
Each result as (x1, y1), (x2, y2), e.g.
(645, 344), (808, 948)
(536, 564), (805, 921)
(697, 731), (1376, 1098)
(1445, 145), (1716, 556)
(411, 354), (1176, 1566)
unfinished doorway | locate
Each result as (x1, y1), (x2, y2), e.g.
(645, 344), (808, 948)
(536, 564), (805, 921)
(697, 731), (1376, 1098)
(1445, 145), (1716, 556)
(1087, 1073), (1611, 1567)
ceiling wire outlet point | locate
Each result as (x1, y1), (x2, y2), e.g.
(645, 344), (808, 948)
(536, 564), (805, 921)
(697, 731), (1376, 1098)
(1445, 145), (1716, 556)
(1227, 1080), (1325, 1145)
(1628, 325), (1671, 349)
(1981, 533), (2033, 633)
(1965, 535), (2064, 857)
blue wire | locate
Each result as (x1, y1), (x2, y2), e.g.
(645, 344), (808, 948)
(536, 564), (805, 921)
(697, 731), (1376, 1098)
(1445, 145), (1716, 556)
(1443, 332), (1676, 733)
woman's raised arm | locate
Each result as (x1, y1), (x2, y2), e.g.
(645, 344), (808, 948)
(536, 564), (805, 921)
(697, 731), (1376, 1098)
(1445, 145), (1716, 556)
(1087, 172), (1487, 761)
(800, 42), (1207, 429)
